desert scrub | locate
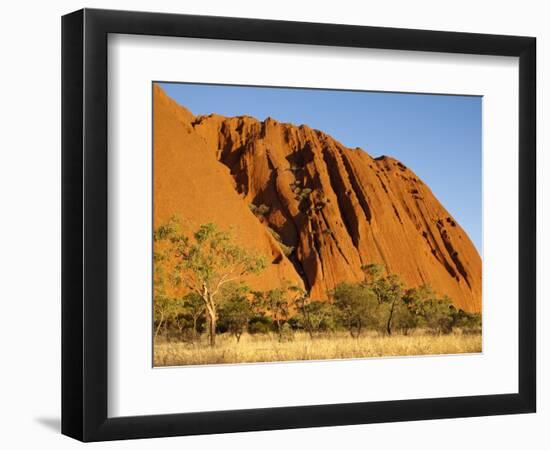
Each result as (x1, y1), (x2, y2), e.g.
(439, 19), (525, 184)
(154, 330), (481, 366)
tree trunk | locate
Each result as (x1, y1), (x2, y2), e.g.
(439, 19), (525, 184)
(348, 319), (355, 338)
(154, 313), (164, 341)
(208, 313), (217, 347)
(202, 285), (217, 347)
(192, 316), (198, 341)
(175, 319), (184, 338)
(386, 300), (396, 335)
(304, 311), (313, 339)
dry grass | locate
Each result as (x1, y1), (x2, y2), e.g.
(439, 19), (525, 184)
(154, 330), (482, 366)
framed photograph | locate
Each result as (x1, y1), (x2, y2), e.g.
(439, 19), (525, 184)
(61, 8), (536, 441)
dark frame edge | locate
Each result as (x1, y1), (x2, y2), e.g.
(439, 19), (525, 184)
(86, 393), (531, 442)
(61, 8), (85, 441)
(517, 37), (537, 413)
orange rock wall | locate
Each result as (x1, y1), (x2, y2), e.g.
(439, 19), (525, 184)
(153, 85), (481, 312)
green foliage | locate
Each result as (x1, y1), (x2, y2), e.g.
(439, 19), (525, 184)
(361, 263), (385, 283)
(252, 288), (290, 340)
(402, 285), (467, 335)
(187, 224), (263, 280)
(218, 290), (252, 343)
(358, 265), (405, 335)
(153, 294), (180, 340)
(267, 227), (295, 257)
(181, 292), (204, 315)
(252, 288), (288, 318)
(451, 308), (482, 331)
(289, 180), (302, 189)
(403, 284), (436, 306)
(157, 218), (266, 287)
(294, 188), (313, 203)
(267, 227), (281, 242)
(154, 219), (481, 344)
(388, 300), (418, 334)
(331, 283), (378, 337)
(248, 314), (273, 334)
(180, 292), (205, 339)
(154, 217), (267, 346)
(294, 300), (336, 335)
(379, 274), (404, 335)
(290, 181), (316, 214)
(280, 243), (295, 257)
(249, 203), (270, 217)
(279, 322), (295, 341)
(415, 295), (455, 334)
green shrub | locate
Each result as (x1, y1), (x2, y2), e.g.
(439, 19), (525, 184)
(248, 315), (273, 334)
(267, 227), (295, 257)
(249, 203), (270, 216)
(331, 283), (379, 337)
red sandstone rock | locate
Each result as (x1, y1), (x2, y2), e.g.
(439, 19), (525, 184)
(153, 85), (482, 312)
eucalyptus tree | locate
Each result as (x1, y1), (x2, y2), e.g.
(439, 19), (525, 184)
(361, 263), (404, 335)
(219, 286), (253, 343)
(252, 288), (290, 341)
(181, 292), (205, 341)
(154, 217), (266, 346)
(331, 282), (377, 338)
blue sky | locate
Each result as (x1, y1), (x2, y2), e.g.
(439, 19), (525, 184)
(158, 82), (482, 254)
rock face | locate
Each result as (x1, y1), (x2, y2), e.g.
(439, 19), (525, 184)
(153, 85), (482, 312)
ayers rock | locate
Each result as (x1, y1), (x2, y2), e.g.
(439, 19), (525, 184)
(153, 85), (482, 313)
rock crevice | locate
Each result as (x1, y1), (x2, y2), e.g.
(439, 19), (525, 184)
(153, 85), (482, 312)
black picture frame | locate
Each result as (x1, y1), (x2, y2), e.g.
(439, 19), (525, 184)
(61, 8), (536, 442)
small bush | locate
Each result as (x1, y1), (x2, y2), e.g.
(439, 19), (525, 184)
(249, 203), (270, 216)
(248, 315), (273, 334)
(267, 227), (295, 257)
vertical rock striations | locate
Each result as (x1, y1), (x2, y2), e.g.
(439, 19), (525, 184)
(154, 85), (481, 312)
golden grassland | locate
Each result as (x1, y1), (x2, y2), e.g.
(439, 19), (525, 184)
(154, 330), (482, 367)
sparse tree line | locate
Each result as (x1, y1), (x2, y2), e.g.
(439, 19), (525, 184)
(154, 218), (481, 347)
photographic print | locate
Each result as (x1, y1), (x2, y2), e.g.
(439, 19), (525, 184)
(152, 82), (482, 367)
